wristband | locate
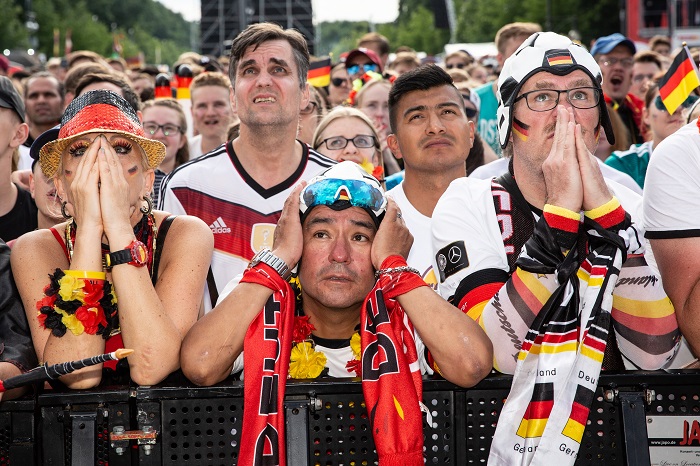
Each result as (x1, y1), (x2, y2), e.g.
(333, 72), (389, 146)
(63, 270), (106, 280)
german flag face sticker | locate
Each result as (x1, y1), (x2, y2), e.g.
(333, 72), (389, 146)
(512, 118), (530, 141)
(545, 50), (574, 67)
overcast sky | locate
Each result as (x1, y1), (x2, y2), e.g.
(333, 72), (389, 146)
(156, 0), (399, 23)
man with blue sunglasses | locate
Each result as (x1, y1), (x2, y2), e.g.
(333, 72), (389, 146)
(344, 48), (384, 81)
(182, 161), (492, 464)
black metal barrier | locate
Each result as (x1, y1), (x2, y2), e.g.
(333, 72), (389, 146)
(2, 370), (700, 465)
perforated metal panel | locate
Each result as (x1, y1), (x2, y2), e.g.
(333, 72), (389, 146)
(161, 397), (243, 465)
(306, 390), (455, 466)
(575, 389), (623, 465)
(465, 388), (508, 464)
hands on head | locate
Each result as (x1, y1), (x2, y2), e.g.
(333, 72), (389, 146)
(272, 184), (413, 273)
(542, 106), (613, 212)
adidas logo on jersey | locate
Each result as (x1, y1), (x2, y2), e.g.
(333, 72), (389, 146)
(209, 217), (231, 234)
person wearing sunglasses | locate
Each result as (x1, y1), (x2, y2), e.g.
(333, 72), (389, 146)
(344, 48), (383, 80)
(444, 50), (474, 71)
(328, 63), (352, 108)
(312, 107), (382, 180)
(605, 82), (695, 189)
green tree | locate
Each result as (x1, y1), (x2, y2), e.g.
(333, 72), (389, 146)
(0, 0), (29, 49)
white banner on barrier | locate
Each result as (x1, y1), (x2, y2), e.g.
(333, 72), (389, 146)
(647, 415), (700, 465)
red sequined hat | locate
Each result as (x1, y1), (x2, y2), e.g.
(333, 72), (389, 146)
(40, 90), (166, 178)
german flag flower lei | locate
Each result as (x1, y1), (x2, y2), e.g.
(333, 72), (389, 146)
(287, 276), (361, 379)
(36, 269), (118, 339)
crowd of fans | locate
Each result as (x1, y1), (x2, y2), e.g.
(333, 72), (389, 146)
(1, 19), (700, 464)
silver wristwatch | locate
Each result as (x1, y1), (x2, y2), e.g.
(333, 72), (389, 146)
(249, 248), (292, 280)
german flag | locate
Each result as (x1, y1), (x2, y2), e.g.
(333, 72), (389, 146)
(659, 45), (700, 115)
(512, 118), (530, 141)
(517, 382), (554, 438)
(308, 57), (331, 88)
(546, 50), (574, 67)
(562, 384), (595, 443)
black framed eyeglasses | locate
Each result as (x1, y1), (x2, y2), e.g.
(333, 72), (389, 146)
(143, 122), (182, 136)
(514, 87), (601, 112)
(318, 135), (377, 150)
(300, 101), (318, 116)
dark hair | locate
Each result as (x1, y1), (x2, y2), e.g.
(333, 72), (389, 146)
(634, 50), (663, 68)
(25, 71), (66, 100)
(228, 22), (309, 90)
(388, 64), (456, 133)
(75, 72), (141, 112)
(64, 62), (112, 95)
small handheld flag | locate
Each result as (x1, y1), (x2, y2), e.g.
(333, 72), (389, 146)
(0, 349), (134, 393)
(308, 57), (332, 88)
(658, 44), (700, 115)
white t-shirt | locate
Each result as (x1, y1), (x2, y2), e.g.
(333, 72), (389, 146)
(644, 121), (700, 237)
(386, 183), (439, 291)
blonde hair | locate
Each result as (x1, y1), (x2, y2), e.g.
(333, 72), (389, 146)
(495, 22), (542, 56)
(141, 98), (190, 169)
(354, 79), (391, 108)
(312, 107), (381, 154)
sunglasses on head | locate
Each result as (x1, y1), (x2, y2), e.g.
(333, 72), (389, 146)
(654, 94), (699, 112)
(347, 63), (379, 76)
(302, 178), (385, 215)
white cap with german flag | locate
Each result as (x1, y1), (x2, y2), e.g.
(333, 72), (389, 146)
(496, 31), (615, 149)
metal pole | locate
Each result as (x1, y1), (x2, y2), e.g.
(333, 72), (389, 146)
(219, 0), (225, 56)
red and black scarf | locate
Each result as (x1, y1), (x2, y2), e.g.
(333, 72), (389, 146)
(239, 255), (427, 465)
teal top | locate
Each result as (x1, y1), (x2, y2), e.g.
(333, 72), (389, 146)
(605, 141), (653, 189)
(475, 82), (501, 157)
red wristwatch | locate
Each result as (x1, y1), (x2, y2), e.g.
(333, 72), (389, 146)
(104, 240), (148, 268)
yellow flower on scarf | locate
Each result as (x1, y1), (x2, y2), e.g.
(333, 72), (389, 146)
(289, 342), (327, 379)
(58, 274), (84, 301)
(350, 332), (361, 360)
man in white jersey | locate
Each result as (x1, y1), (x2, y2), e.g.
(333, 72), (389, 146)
(386, 64), (474, 290)
(432, 32), (678, 465)
(159, 23), (334, 311)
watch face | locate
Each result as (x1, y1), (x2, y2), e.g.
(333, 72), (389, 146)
(130, 241), (148, 265)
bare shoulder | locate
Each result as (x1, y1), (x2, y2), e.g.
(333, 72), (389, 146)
(11, 227), (69, 267)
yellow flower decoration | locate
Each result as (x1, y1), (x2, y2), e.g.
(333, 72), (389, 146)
(289, 342), (327, 379)
(58, 274), (84, 301)
(358, 159), (375, 176)
(350, 332), (361, 360)
(62, 313), (85, 336)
